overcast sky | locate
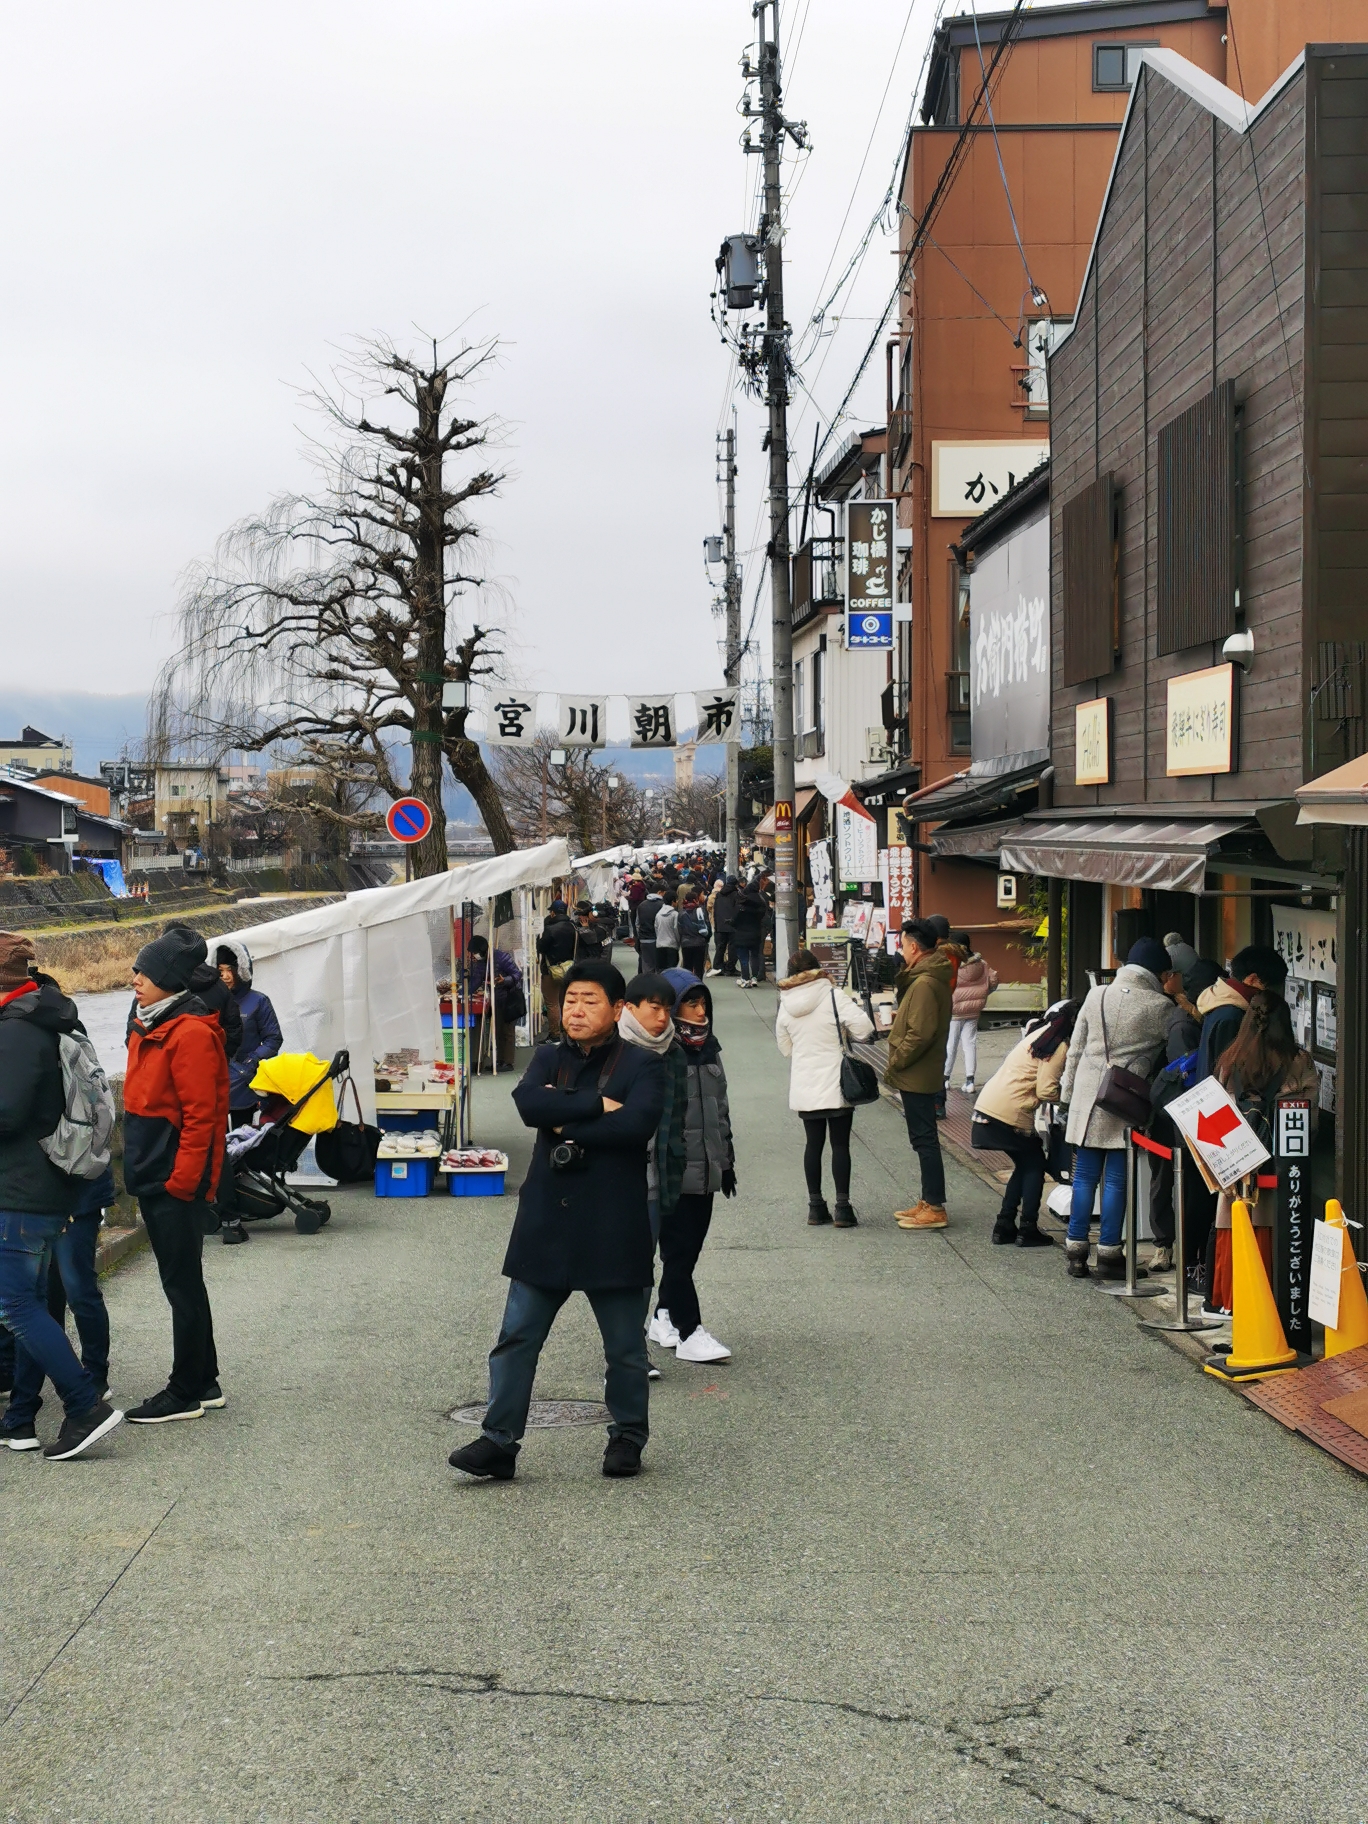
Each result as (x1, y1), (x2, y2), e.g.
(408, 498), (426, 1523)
(0, 1), (939, 735)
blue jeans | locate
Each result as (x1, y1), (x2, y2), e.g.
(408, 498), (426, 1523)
(6, 1212), (109, 1425)
(0, 1211), (98, 1423)
(736, 943), (759, 981)
(1067, 1146), (1128, 1248)
(483, 1279), (650, 1450)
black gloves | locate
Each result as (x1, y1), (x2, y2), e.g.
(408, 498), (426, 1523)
(721, 1168), (737, 1199)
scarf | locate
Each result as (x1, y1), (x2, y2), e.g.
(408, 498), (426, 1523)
(0, 981), (38, 1010)
(135, 989), (189, 1030)
(618, 1004), (676, 1055)
(676, 1018), (711, 1055)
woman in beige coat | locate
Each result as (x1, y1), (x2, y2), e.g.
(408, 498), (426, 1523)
(971, 999), (1079, 1247)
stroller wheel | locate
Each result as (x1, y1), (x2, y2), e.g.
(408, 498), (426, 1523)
(294, 1209), (323, 1235)
(317, 1205), (332, 1227)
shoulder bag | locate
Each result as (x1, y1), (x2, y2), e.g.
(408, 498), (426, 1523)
(830, 989), (881, 1107)
(313, 1076), (382, 1183)
(1092, 986), (1156, 1127)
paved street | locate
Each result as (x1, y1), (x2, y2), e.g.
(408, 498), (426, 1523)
(3, 983), (1366, 1823)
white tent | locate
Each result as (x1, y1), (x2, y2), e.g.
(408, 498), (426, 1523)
(231, 839), (571, 1118)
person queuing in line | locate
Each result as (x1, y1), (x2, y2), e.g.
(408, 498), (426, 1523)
(635, 880), (664, 975)
(883, 919), (955, 1231)
(468, 935), (525, 1075)
(449, 960), (667, 1482)
(707, 874), (737, 976)
(1147, 948), (1222, 1274)
(0, 932), (124, 1461)
(648, 969), (736, 1364)
(653, 887), (681, 973)
(617, 973), (688, 1253)
(215, 941), (283, 1126)
(126, 920), (243, 1062)
(1196, 944), (1289, 1082)
(944, 931), (997, 1097)
(731, 875), (768, 989)
(1059, 937), (1173, 1282)
(678, 889), (711, 981)
(122, 927), (231, 1424)
(1204, 992), (1318, 1318)
(536, 898), (578, 1041)
(775, 948), (874, 1228)
(970, 999), (1079, 1248)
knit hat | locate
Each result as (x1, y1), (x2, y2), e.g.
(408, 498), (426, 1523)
(0, 931), (36, 990)
(134, 926), (207, 992)
(1165, 938), (1199, 984)
(1127, 936), (1171, 980)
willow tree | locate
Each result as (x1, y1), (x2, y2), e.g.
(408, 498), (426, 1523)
(148, 337), (516, 875)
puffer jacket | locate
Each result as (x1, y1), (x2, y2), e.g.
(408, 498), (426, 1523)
(951, 953), (998, 1021)
(1060, 965), (1172, 1149)
(222, 946), (284, 1112)
(0, 980), (84, 1215)
(775, 970), (875, 1113)
(123, 995), (230, 1202)
(883, 949), (954, 1095)
(675, 984), (734, 1195)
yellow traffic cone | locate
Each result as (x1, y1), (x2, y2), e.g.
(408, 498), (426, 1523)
(1204, 1198), (1300, 1382)
(1323, 1200), (1368, 1358)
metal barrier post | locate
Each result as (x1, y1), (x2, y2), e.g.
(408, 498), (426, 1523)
(1106, 1129), (1165, 1299)
(1142, 1135), (1221, 1331)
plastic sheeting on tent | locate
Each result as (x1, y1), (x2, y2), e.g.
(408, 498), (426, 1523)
(230, 839), (571, 1121)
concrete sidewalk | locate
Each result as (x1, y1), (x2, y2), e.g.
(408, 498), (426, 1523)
(3, 979), (1366, 1821)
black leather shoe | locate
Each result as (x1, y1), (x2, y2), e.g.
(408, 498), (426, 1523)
(448, 1436), (517, 1480)
(603, 1437), (643, 1478)
(991, 1217), (1018, 1245)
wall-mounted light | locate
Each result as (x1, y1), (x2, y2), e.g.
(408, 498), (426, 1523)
(1222, 629), (1254, 670)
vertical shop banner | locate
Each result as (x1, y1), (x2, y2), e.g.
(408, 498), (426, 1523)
(844, 500), (894, 650)
(559, 697), (608, 748)
(486, 691), (540, 746)
(694, 688), (740, 744)
(808, 837), (834, 927)
(835, 802), (879, 884)
(969, 504), (1050, 768)
(881, 842), (914, 952)
(629, 697), (676, 748)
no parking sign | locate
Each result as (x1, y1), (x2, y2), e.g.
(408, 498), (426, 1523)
(386, 797), (434, 844)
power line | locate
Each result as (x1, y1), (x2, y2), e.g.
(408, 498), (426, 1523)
(969, 0), (1041, 307)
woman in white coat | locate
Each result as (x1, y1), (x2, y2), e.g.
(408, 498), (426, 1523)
(775, 950), (874, 1228)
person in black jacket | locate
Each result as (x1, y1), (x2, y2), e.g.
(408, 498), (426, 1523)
(536, 899), (578, 1041)
(711, 876), (740, 975)
(448, 959), (666, 1483)
(0, 931), (123, 1461)
(731, 880), (767, 987)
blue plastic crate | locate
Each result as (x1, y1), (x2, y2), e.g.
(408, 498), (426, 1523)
(446, 1168), (507, 1198)
(375, 1157), (436, 1197)
(377, 1112), (439, 1134)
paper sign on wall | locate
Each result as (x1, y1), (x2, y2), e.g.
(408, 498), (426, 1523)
(1308, 1220), (1344, 1330)
(1165, 1078), (1271, 1190)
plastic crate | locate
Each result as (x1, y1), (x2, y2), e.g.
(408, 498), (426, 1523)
(377, 1112), (440, 1134)
(375, 1157), (436, 1197)
(446, 1168), (508, 1198)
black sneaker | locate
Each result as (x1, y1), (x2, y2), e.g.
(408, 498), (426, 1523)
(220, 1221), (249, 1246)
(603, 1436), (643, 1478)
(43, 1401), (124, 1460)
(1016, 1224), (1053, 1248)
(127, 1389), (205, 1424)
(991, 1217), (1018, 1245)
(832, 1201), (859, 1228)
(448, 1436), (518, 1480)
(4, 1421), (39, 1452)
(200, 1382), (226, 1410)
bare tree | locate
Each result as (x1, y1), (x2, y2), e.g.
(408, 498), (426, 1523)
(490, 735), (663, 854)
(148, 336), (516, 875)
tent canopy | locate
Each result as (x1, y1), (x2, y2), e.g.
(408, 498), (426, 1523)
(230, 839), (570, 1121)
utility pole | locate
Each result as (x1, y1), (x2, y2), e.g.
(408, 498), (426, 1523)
(755, 0), (802, 971)
(721, 419), (742, 877)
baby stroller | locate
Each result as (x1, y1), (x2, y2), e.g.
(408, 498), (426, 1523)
(216, 1049), (350, 1243)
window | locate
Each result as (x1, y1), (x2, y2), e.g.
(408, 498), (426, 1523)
(1093, 41), (1157, 91)
(811, 646), (824, 747)
(949, 560), (972, 752)
(794, 661), (805, 743)
(1062, 473), (1120, 685)
(1156, 382), (1239, 656)
(1022, 317), (1072, 419)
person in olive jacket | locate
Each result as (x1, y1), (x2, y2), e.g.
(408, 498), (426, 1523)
(449, 959), (666, 1484)
(882, 918), (954, 1231)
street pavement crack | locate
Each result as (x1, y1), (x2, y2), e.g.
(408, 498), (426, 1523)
(2, 1496), (180, 1728)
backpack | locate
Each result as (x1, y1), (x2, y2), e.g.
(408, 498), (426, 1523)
(37, 1030), (116, 1180)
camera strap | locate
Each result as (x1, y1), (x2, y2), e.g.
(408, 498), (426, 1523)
(553, 1039), (623, 1096)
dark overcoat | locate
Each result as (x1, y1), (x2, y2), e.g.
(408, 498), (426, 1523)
(504, 1035), (666, 1290)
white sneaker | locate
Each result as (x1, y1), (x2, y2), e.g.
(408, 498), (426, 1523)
(706, 969), (723, 977)
(648, 1308), (682, 1348)
(647, 1362), (662, 1381)
(676, 1326), (731, 1364)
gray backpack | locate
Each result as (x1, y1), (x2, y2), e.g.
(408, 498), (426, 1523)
(38, 1030), (116, 1180)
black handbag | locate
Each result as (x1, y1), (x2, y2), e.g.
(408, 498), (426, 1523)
(1092, 985), (1155, 1128)
(313, 1077), (382, 1183)
(831, 989), (881, 1107)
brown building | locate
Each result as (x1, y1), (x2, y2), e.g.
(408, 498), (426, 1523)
(29, 770), (112, 817)
(1017, 44), (1366, 1209)
(886, 0), (1355, 981)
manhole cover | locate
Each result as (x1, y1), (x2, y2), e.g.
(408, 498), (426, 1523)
(447, 1400), (611, 1428)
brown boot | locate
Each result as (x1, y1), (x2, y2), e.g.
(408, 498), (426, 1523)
(897, 1203), (948, 1230)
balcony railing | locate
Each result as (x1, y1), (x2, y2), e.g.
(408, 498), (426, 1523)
(791, 536), (844, 628)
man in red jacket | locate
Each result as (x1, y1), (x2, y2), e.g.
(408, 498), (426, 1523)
(121, 928), (229, 1425)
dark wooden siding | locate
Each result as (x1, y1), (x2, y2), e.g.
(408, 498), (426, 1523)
(1049, 57), (1308, 810)
(1156, 381), (1238, 654)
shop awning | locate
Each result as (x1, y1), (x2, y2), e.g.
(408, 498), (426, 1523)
(753, 788), (819, 840)
(998, 817), (1256, 894)
(1296, 755), (1368, 826)
(931, 817), (1030, 861)
(902, 759), (1048, 824)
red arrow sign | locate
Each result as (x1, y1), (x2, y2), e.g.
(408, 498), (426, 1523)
(1196, 1103), (1241, 1147)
